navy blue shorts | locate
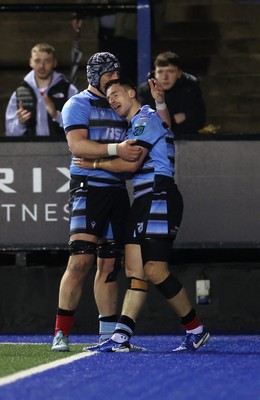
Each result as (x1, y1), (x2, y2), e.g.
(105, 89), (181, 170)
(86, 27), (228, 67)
(69, 176), (130, 249)
(125, 183), (183, 245)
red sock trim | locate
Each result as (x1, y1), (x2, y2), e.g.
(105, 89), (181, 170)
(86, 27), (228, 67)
(55, 315), (74, 336)
(183, 315), (201, 331)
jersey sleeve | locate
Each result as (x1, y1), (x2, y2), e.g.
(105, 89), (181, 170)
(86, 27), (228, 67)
(61, 96), (91, 133)
(131, 111), (163, 150)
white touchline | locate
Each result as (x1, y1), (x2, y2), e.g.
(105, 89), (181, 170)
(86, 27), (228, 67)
(0, 351), (97, 387)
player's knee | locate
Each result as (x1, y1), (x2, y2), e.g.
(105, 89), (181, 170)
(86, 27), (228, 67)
(97, 258), (115, 274)
(124, 262), (139, 277)
(67, 256), (92, 280)
(97, 242), (123, 283)
(68, 240), (97, 256)
(155, 273), (183, 299)
(127, 277), (149, 292)
(143, 260), (160, 283)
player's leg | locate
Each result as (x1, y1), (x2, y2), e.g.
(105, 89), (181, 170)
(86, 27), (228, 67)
(94, 244), (121, 342)
(142, 237), (209, 351)
(52, 177), (98, 351)
(86, 243), (148, 352)
(118, 243), (148, 322)
(143, 184), (209, 351)
(51, 236), (97, 352)
(93, 187), (130, 343)
(145, 256), (210, 351)
(106, 243), (148, 347)
(105, 193), (150, 347)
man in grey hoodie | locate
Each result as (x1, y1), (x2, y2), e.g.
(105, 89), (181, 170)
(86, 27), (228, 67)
(5, 43), (78, 137)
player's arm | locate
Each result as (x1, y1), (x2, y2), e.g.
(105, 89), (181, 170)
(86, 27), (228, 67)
(148, 78), (171, 128)
(67, 129), (142, 161)
(73, 146), (148, 173)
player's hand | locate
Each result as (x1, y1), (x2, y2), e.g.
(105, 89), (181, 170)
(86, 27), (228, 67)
(73, 157), (93, 169)
(148, 78), (165, 104)
(117, 139), (143, 161)
(17, 100), (32, 124)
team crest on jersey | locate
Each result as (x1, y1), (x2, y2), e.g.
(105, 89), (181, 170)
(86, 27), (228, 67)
(134, 122), (146, 136)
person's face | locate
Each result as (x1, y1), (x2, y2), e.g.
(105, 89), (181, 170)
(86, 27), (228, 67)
(99, 71), (120, 93)
(106, 83), (134, 119)
(154, 65), (182, 90)
(29, 50), (57, 81)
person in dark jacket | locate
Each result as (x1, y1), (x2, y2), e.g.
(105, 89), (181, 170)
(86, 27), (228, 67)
(5, 43), (78, 137)
(138, 51), (206, 136)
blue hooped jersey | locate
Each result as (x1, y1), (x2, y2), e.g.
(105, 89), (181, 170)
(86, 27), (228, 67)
(62, 89), (128, 187)
(129, 105), (175, 198)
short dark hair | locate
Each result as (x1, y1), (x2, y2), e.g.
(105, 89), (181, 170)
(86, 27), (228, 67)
(105, 78), (137, 94)
(154, 51), (182, 69)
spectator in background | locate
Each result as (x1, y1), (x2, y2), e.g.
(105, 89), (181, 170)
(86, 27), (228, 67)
(72, 0), (137, 84)
(138, 51), (206, 136)
(5, 43), (78, 137)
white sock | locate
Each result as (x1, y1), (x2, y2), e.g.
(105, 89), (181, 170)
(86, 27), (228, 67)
(186, 325), (203, 335)
(111, 333), (129, 343)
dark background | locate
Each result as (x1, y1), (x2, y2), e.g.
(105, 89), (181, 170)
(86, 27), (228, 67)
(0, 0), (260, 334)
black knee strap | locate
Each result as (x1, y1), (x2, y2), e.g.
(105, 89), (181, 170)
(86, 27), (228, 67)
(97, 241), (123, 259)
(68, 240), (97, 256)
(156, 274), (183, 299)
(97, 242), (123, 283)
